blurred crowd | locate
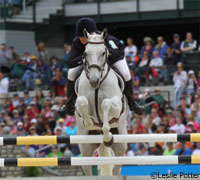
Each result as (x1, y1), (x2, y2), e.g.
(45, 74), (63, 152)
(0, 31), (199, 159)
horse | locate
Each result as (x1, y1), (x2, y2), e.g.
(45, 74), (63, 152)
(75, 29), (128, 176)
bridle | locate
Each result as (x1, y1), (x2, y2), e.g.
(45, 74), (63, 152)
(83, 41), (110, 88)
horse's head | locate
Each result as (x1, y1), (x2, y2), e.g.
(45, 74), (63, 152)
(83, 28), (108, 89)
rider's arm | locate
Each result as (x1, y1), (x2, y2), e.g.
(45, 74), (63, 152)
(105, 37), (125, 64)
(67, 38), (84, 68)
(67, 46), (83, 68)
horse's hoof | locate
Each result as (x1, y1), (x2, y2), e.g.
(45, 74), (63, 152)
(103, 136), (114, 147)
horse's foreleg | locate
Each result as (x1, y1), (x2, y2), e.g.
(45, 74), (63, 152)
(101, 99), (112, 144)
(101, 96), (122, 144)
(76, 96), (93, 128)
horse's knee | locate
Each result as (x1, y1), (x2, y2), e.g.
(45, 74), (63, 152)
(76, 96), (88, 107)
(101, 99), (111, 110)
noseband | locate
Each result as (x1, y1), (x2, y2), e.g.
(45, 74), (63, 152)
(83, 41), (110, 87)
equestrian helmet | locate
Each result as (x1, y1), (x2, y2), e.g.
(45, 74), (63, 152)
(75, 18), (97, 37)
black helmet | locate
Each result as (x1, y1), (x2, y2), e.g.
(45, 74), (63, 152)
(75, 18), (97, 37)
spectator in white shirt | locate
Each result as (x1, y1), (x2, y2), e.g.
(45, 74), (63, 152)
(149, 50), (168, 83)
(0, 44), (12, 67)
(173, 63), (188, 107)
(149, 50), (163, 72)
(0, 67), (9, 105)
(12, 93), (20, 108)
(124, 37), (137, 62)
(171, 117), (185, 134)
(181, 32), (197, 52)
(192, 142), (200, 155)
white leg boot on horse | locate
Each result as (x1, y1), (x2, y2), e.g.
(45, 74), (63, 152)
(76, 96), (94, 129)
(101, 96), (122, 146)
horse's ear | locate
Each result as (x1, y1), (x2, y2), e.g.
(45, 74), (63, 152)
(83, 28), (90, 38)
(102, 28), (108, 39)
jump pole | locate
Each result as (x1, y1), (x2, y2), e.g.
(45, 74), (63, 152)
(0, 156), (200, 167)
(0, 133), (200, 145)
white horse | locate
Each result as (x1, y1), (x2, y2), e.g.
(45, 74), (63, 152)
(75, 29), (128, 176)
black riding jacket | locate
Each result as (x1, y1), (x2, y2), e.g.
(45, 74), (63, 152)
(68, 32), (125, 68)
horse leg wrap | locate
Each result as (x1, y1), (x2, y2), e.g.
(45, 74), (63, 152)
(103, 136), (114, 147)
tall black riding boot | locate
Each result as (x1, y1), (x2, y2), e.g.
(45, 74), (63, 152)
(124, 79), (144, 115)
(58, 79), (75, 117)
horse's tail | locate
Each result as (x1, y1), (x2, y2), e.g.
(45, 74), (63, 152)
(98, 143), (113, 176)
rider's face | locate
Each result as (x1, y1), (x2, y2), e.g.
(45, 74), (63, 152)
(79, 36), (88, 44)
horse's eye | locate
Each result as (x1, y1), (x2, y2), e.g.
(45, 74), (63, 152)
(102, 52), (105, 56)
(84, 52), (87, 57)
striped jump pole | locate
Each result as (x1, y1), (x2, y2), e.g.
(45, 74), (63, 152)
(1, 133), (200, 145)
(0, 156), (200, 167)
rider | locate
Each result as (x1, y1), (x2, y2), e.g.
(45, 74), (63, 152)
(59, 18), (144, 116)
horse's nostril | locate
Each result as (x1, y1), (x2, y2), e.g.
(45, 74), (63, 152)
(90, 78), (99, 88)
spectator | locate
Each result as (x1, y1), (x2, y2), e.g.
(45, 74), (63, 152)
(65, 117), (77, 136)
(12, 93), (20, 108)
(171, 117), (185, 134)
(0, 66), (9, 105)
(50, 69), (66, 96)
(29, 126), (38, 136)
(26, 101), (39, 119)
(135, 51), (150, 77)
(124, 37), (137, 62)
(190, 107), (200, 125)
(175, 142), (192, 155)
(63, 44), (71, 76)
(17, 121), (27, 136)
(22, 56), (38, 90)
(48, 145), (63, 157)
(0, 44), (12, 67)
(148, 142), (163, 155)
(149, 50), (168, 84)
(50, 56), (61, 76)
(126, 54), (135, 69)
(181, 32), (197, 52)
(22, 52), (31, 63)
(23, 90), (32, 105)
(63, 146), (72, 158)
(152, 89), (165, 107)
(23, 115), (31, 132)
(171, 33), (182, 63)
(140, 37), (154, 59)
(186, 70), (197, 96)
(2, 126), (11, 135)
(130, 67), (139, 91)
(12, 109), (23, 124)
(37, 42), (50, 64)
(54, 118), (66, 135)
(145, 108), (161, 132)
(163, 142), (176, 155)
(8, 120), (17, 135)
(186, 114), (199, 132)
(22, 145), (36, 156)
(192, 142), (200, 155)
(167, 109), (176, 127)
(155, 36), (169, 60)
(8, 46), (19, 63)
(126, 144), (135, 156)
(36, 115), (46, 135)
(173, 63), (188, 108)
(36, 89), (45, 109)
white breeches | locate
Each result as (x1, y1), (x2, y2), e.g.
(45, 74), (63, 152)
(68, 58), (131, 81)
